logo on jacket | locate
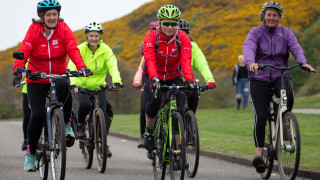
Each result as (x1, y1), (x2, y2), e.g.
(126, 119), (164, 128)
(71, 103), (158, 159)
(52, 39), (58, 45)
(146, 43), (153, 47)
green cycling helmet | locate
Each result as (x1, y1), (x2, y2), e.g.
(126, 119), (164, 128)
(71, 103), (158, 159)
(157, 5), (181, 20)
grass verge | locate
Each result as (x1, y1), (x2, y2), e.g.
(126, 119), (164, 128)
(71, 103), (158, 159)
(111, 107), (320, 171)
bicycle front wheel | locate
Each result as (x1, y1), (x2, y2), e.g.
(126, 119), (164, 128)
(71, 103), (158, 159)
(260, 119), (274, 179)
(38, 127), (49, 180)
(153, 118), (166, 180)
(94, 108), (107, 173)
(277, 112), (300, 180)
(81, 117), (94, 169)
(169, 112), (186, 180)
(185, 110), (199, 178)
(50, 108), (66, 180)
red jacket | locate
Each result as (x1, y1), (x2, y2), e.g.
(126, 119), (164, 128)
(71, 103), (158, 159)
(143, 29), (193, 82)
(13, 21), (87, 84)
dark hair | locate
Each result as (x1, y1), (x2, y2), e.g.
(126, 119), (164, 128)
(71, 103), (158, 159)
(180, 29), (194, 42)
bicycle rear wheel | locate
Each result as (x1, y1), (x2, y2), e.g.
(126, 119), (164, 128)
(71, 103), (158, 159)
(277, 112), (300, 180)
(260, 119), (274, 179)
(38, 127), (49, 180)
(50, 108), (66, 180)
(94, 108), (107, 173)
(153, 118), (166, 180)
(81, 117), (94, 169)
(185, 110), (199, 178)
(169, 112), (186, 180)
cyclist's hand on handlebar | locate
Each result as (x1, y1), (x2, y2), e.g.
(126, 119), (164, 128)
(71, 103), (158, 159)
(14, 68), (26, 78)
(113, 83), (121, 89)
(79, 68), (92, 77)
(151, 77), (160, 90)
(249, 63), (258, 72)
(187, 80), (195, 88)
(301, 64), (316, 73)
(207, 82), (217, 88)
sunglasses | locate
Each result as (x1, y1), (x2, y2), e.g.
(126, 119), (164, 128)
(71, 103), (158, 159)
(162, 21), (178, 27)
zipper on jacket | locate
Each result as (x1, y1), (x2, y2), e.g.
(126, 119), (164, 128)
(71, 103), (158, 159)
(48, 40), (51, 75)
(269, 31), (273, 81)
(92, 53), (97, 70)
(164, 44), (169, 81)
(274, 43), (277, 58)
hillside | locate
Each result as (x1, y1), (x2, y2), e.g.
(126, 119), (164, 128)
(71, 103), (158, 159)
(1, 0), (320, 117)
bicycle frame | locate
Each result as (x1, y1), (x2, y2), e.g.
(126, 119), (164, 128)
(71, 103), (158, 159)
(154, 92), (179, 163)
(270, 79), (287, 152)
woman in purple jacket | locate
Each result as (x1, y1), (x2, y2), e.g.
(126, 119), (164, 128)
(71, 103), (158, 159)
(243, 1), (315, 173)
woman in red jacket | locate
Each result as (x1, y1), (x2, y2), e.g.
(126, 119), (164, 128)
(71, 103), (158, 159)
(13, 0), (90, 172)
(142, 4), (194, 151)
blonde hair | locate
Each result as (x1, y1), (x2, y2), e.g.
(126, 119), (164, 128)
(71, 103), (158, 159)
(238, 55), (244, 62)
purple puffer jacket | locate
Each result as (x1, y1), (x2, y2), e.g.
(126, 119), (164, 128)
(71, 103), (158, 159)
(243, 24), (307, 82)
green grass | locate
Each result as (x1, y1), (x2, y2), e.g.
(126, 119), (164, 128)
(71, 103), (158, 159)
(111, 106), (320, 170)
(294, 93), (320, 108)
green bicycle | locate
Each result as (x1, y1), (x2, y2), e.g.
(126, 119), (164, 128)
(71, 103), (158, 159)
(152, 81), (194, 180)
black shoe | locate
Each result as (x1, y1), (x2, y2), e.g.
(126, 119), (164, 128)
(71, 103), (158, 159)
(253, 155), (266, 173)
(66, 135), (75, 147)
(22, 139), (28, 151)
(146, 150), (155, 160)
(138, 137), (144, 148)
(77, 123), (85, 138)
(107, 145), (112, 158)
(144, 133), (155, 150)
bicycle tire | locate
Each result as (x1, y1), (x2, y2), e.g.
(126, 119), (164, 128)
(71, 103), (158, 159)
(50, 108), (66, 180)
(260, 119), (274, 179)
(185, 110), (199, 178)
(169, 112), (186, 180)
(81, 116), (94, 169)
(94, 108), (107, 173)
(153, 118), (166, 180)
(277, 112), (300, 180)
(38, 127), (49, 180)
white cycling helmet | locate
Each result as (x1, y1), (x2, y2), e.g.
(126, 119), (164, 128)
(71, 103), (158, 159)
(84, 22), (104, 34)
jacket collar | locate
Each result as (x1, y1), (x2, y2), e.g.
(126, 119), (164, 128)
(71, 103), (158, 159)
(157, 28), (179, 41)
(262, 23), (278, 33)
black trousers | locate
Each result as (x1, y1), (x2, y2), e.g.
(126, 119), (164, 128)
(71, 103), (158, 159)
(22, 93), (31, 140)
(139, 74), (150, 136)
(250, 77), (293, 147)
(75, 91), (113, 135)
(27, 78), (72, 154)
(145, 77), (185, 121)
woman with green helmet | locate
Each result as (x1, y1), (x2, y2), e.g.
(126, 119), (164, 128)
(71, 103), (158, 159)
(142, 4), (194, 152)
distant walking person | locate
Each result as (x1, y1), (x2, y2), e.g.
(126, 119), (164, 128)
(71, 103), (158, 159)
(232, 55), (249, 110)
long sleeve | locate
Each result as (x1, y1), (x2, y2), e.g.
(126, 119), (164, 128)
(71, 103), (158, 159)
(191, 42), (214, 83)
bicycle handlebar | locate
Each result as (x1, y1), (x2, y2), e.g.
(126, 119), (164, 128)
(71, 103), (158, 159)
(77, 85), (124, 94)
(25, 70), (92, 81)
(258, 62), (315, 73)
(14, 80), (26, 87)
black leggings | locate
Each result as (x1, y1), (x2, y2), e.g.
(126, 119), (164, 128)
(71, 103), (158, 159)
(75, 91), (112, 135)
(145, 77), (185, 120)
(22, 93), (31, 140)
(139, 74), (150, 136)
(250, 77), (293, 148)
(27, 78), (72, 154)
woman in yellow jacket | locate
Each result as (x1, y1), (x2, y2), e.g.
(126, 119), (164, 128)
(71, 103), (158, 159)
(68, 22), (122, 157)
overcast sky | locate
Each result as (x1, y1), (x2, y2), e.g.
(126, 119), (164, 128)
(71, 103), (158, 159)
(0, 0), (152, 51)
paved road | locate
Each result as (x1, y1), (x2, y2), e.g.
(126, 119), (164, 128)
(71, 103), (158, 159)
(292, 108), (320, 115)
(0, 121), (306, 180)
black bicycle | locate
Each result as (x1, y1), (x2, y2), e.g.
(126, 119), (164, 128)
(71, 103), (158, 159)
(13, 51), (87, 180)
(184, 80), (213, 178)
(70, 85), (122, 173)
